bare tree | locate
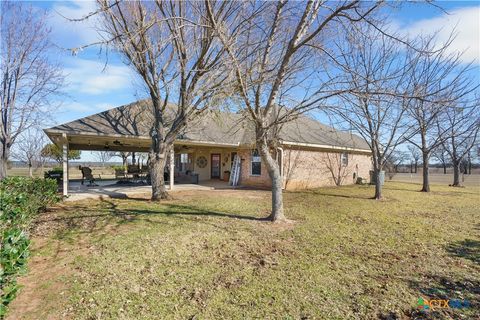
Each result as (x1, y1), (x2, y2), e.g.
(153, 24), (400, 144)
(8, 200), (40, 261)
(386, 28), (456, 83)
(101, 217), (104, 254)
(0, 1), (64, 179)
(384, 151), (407, 180)
(323, 152), (352, 186)
(324, 23), (414, 200)
(407, 145), (421, 173)
(432, 145), (450, 174)
(95, 0), (234, 200)
(404, 35), (478, 192)
(207, 0), (384, 220)
(11, 128), (46, 177)
(94, 151), (116, 165)
(439, 103), (479, 186)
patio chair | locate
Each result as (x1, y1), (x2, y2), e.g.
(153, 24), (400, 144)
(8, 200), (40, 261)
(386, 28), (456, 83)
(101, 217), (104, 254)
(80, 166), (98, 186)
(127, 165), (140, 175)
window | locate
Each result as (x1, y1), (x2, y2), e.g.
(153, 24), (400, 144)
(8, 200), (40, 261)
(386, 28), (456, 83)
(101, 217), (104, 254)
(251, 149), (261, 175)
(175, 153), (191, 173)
(341, 152), (348, 167)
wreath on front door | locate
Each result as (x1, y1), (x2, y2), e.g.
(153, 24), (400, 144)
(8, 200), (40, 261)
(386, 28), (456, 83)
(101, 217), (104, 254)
(196, 156), (207, 168)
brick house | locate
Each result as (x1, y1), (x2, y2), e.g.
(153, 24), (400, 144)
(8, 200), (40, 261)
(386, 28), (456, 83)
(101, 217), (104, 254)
(44, 100), (372, 193)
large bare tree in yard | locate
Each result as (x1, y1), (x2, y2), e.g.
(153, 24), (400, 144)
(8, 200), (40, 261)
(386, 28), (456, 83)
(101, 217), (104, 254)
(324, 24), (414, 200)
(0, 1), (64, 179)
(206, 0), (383, 221)
(439, 102), (479, 187)
(96, 1), (233, 200)
(403, 36), (478, 192)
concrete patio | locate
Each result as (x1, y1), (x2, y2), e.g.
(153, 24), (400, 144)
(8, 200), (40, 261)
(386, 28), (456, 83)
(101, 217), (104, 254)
(65, 180), (234, 202)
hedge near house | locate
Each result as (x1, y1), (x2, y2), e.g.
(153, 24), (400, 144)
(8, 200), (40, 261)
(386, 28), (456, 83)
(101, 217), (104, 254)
(0, 177), (60, 317)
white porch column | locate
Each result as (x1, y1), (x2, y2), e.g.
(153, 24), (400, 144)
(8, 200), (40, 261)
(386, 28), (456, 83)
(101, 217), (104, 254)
(62, 133), (69, 196)
(169, 148), (174, 190)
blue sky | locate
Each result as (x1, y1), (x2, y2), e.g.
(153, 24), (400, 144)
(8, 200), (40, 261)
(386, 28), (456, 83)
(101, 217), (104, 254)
(29, 1), (480, 161)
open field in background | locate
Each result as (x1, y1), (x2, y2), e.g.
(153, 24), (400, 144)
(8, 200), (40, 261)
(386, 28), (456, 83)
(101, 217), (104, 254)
(7, 167), (46, 178)
(390, 173), (480, 187)
(8, 167), (480, 187)
(7, 166), (119, 179)
(7, 181), (479, 319)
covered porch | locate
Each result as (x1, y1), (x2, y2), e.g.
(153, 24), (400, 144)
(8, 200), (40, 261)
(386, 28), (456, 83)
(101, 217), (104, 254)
(44, 130), (241, 197)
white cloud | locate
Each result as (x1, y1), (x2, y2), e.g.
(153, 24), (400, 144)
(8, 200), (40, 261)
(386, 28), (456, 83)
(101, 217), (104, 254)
(64, 58), (134, 95)
(48, 0), (101, 49)
(402, 6), (480, 64)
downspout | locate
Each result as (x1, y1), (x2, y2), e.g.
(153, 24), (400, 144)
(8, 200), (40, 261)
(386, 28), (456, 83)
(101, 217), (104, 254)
(277, 147), (284, 190)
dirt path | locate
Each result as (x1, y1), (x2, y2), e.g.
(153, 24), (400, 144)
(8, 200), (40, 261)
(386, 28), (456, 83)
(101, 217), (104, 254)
(6, 205), (94, 320)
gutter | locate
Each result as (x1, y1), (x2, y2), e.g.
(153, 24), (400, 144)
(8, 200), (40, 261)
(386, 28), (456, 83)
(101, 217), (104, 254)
(277, 147), (285, 190)
(280, 140), (371, 154)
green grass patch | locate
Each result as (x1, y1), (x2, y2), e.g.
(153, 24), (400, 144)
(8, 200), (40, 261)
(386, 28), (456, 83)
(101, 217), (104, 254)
(7, 182), (480, 319)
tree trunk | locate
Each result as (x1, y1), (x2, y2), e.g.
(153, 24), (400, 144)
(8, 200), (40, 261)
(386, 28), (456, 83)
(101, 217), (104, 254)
(452, 161), (461, 186)
(374, 167), (383, 200)
(0, 142), (9, 180)
(443, 163), (447, 174)
(421, 152), (430, 192)
(414, 162), (417, 174)
(132, 152), (136, 165)
(258, 140), (285, 222)
(28, 164), (33, 178)
(150, 137), (171, 201)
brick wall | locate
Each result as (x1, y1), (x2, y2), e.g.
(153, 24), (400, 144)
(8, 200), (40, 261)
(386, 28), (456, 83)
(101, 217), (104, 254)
(237, 149), (271, 188)
(237, 147), (372, 190)
(282, 148), (371, 190)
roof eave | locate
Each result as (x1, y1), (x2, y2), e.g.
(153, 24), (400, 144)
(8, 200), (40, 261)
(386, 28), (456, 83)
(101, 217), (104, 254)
(280, 140), (371, 154)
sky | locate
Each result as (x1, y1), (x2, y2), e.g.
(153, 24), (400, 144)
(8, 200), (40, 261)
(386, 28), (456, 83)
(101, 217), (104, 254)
(28, 1), (480, 161)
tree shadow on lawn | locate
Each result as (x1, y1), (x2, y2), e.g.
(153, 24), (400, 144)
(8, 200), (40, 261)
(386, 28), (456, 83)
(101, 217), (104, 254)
(446, 239), (479, 265)
(305, 189), (372, 200)
(384, 237), (480, 320)
(402, 274), (479, 320)
(36, 199), (266, 244)
(377, 236), (480, 319)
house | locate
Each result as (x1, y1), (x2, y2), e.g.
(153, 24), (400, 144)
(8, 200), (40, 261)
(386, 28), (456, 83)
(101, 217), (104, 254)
(44, 100), (372, 194)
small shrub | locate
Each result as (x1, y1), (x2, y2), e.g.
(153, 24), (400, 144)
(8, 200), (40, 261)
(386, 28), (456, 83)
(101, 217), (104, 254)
(44, 168), (63, 180)
(0, 229), (30, 317)
(0, 177), (60, 317)
(356, 177), (366, 185)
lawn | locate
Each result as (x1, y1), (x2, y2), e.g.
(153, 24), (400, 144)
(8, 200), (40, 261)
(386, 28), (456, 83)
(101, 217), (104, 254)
(7, 182), (479, 319)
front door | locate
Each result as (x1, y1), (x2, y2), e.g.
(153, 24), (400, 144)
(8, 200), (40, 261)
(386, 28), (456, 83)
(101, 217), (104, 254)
(211, 154), (221, 179)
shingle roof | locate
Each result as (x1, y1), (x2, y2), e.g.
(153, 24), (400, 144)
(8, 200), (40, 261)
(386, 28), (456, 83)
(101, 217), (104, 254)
(46, 100), (369, 151)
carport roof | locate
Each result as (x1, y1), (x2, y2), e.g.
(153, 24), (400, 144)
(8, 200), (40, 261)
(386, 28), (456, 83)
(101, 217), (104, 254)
(44, 99), (370, 153)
